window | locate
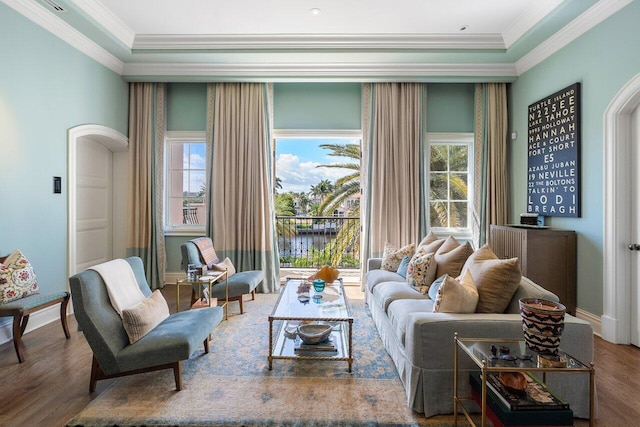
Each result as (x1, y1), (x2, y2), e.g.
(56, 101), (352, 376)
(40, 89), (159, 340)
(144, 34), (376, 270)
(164, 132), (207, 233)
(427, 133), (474, 237)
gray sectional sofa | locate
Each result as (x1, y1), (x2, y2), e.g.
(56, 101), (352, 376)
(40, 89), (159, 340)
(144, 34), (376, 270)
(364, 257), (595, 418)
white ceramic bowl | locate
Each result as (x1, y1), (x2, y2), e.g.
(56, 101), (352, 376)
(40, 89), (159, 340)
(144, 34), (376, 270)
(297, 323), (332, 344)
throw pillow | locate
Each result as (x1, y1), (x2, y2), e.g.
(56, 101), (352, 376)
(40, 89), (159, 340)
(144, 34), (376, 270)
(212, 257), (236, 277)
(381, 242), (416, 272)
(462, 244), (522, 313)
(406, 249), (437, 294)
(0, 249), (39, 304)
(417, 231), (439, 248)
(396, 256), (411, 279)
(432, 271), (478, 313)
(428, 274), (448, 300)
(122, 290), (170, 344)
(434, 236), (474, 278)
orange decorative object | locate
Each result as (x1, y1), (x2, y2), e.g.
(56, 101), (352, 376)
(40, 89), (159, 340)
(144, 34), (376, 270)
(308, 265), (340, 284)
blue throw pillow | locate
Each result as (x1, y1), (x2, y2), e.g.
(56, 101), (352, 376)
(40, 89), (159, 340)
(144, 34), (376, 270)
(428, 274), (448, 300)
(396, 256), (410, 278)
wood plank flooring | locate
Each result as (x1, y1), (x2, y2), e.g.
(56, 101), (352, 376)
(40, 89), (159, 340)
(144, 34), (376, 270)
(0, 285), (638, 426)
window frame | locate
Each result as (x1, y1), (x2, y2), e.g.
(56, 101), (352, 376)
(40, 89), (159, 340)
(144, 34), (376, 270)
(163, 131), (207, 236)
(425, 132), (475, 240)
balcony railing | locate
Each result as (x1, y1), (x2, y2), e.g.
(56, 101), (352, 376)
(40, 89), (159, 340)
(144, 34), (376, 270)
(276, 216), (360, 269)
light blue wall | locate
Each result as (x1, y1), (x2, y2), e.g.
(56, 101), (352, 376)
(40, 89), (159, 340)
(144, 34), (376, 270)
(0, 4), (129, 295)
(426, 83), (475, 133)
(509, 1), (640, 315)
(167, 83), (207, 131)
(274, 83), (362, 129)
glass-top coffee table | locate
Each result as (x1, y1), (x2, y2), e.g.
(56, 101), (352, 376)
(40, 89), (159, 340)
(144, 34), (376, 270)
(268, 277), (353, 372)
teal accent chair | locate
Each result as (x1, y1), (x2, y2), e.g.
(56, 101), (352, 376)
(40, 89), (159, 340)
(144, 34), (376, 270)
(69, 256), (223, 392)
(181, 239), (264, 314)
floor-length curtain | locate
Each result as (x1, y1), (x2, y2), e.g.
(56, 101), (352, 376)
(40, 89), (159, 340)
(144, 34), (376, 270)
(361, 83), (424, 287)
(474, 83), (509, 247)
(206, 83), (279, 293)
(126, 82), (166, 289)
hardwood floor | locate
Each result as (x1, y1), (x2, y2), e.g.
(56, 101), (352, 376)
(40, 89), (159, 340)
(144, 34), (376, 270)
(0, 285), (638, 426)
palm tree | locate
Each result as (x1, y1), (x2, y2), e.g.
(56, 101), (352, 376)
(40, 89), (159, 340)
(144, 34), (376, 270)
(315, 143), (362, 266)
(429, 144), (469, 228)
(274, 177), (283, 193)
(274, 193), (297, 238)
(310, 179), (334, 201)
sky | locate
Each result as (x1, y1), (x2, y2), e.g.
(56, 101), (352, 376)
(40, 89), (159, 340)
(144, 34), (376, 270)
(180, 138), (357, 195)
(275, 138), (357, 194)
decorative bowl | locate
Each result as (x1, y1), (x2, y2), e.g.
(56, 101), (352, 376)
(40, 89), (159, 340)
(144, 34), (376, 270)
(313, 279), (326, 293)
(519, 298), (566, 355)
(297, 323), (332, 345)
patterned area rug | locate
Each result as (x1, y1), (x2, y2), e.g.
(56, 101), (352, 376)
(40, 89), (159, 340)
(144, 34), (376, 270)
(67, 291), (461, 426)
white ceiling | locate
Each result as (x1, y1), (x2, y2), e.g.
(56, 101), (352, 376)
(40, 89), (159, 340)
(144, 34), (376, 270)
(2, 0), (631, 81)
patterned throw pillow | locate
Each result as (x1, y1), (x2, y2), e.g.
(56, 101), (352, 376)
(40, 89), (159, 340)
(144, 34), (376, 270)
(381, 242), (416, 272)
(406, 248), (437, 294)
(0, 249), (39, 304)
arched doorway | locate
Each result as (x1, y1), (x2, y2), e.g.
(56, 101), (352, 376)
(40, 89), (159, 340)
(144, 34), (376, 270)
(602, 72), (640, 344)
(67, 125), (128, 277)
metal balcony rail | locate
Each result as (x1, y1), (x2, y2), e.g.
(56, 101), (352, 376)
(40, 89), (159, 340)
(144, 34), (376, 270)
(276, 216), (360, 269)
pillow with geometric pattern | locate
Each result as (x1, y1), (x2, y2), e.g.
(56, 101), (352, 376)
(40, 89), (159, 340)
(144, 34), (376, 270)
(0, 249), (39, 304)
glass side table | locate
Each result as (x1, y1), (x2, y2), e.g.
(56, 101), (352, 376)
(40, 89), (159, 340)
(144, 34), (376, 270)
(453, 333), (595, 427)
(175, 269), (229, 319)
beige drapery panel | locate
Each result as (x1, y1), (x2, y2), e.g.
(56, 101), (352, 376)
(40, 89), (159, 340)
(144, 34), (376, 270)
(126, 82), (165, 289)
(366, 83), (423, 256)
(474, 83), (509, 246)
(206, 83), (278, 293)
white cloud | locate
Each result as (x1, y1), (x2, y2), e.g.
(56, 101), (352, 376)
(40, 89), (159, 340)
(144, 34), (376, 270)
(276, 153), (351, 194)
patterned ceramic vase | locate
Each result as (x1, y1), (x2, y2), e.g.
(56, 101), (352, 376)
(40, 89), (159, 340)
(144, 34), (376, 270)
(519, 298), (566, 355)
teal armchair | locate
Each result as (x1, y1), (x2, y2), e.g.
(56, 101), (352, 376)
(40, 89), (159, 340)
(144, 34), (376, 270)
(69, 256), (223, 392)
(181, 239), (264, 314)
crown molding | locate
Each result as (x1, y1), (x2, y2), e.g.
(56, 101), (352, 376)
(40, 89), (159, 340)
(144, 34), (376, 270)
(1, 0), (124, 74)
(132, 33), (506, 51)
(273, 129), (363, 139)
(502, 0), (563, 49)
(122, 61), (517, 81)
(515, 0), (632, 75)
(68, 0), (135, 48)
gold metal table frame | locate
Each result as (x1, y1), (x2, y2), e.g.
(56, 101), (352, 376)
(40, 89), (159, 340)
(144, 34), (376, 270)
(453, 333), (595, 427)
(268, 277), (353, 372)
(175, 269), (229, 319)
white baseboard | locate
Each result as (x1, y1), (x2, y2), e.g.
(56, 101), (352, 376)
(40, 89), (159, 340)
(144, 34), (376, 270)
(165, 271), (185, 285)
(575, 308), (602, 337)
(0, 303), (66, 346)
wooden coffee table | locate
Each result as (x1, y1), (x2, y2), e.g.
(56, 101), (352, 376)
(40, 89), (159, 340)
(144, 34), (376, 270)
(268, 277), (353, 372)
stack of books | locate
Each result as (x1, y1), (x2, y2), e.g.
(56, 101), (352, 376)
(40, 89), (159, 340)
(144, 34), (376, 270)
(294, 336), (337, 354)
(469, 371), (573, 426)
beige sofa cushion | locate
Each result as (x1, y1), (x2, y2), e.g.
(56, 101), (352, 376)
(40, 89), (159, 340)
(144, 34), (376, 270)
(461, 244), (522, 313)
(433, 271), (479, 313)
(434, 236), (474, 278)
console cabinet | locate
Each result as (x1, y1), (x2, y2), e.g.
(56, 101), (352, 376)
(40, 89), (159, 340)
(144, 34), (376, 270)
(489, 225), (577, 315)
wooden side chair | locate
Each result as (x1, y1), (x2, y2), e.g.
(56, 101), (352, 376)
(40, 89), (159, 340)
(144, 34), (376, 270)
(0, 292), (71, 363)
(0, 250), (70, 363)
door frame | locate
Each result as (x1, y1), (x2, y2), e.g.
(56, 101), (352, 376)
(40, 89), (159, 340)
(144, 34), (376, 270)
(602, 72), (640, 344)
(67, 124), (128, 278)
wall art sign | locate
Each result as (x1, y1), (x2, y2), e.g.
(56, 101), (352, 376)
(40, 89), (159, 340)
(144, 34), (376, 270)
(527, 82), (581, 217)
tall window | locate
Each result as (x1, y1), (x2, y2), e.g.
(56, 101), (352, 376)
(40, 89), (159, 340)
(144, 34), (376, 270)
(165, 131), (207, 233)
(427, 133), (473, 237)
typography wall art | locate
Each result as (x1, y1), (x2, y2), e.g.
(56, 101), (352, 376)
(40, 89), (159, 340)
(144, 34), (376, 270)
(527, 83), (581, 217)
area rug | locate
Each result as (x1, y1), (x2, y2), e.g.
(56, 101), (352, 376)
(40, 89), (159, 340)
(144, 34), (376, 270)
(67, 290), (461, 426)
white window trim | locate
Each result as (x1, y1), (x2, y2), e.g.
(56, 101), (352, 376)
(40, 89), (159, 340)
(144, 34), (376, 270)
(425, 132), (475, 240)
(164, 131), (207, 236)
